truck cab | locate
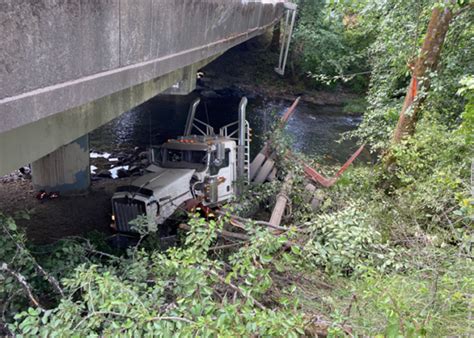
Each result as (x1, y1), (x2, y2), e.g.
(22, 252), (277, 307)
(111, 97), (249, 233)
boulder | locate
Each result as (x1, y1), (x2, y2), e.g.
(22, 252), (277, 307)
(117, 169), (130, 178)
(97, 170), (112, 178)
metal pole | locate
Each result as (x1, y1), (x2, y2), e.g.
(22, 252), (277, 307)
(280, 8), (296, 76)
(277, 10), (290, 71)
(184, 98), (200, 136)
(237, 97), (248, 182)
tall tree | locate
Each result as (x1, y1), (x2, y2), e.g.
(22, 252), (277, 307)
(391, 4), (454, 143)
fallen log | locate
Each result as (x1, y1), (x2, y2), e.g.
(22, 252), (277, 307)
(269, 173), (293, 227)
(279, 96), (301, 126)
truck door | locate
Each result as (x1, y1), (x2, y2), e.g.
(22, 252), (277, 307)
(209, 147), (234, 201)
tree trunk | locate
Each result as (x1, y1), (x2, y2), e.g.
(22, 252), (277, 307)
(391, 5), (453, 143)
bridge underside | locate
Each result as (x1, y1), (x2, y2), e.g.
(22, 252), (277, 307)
(0, 56), (216, 183)
(0, 1), (286, 189)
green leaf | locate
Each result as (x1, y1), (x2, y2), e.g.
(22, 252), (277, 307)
(6, 218), (17, 231)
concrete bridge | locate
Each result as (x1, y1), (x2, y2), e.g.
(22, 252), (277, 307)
(0, 0), (290, 193)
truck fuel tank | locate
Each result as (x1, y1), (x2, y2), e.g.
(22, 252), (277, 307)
(204, 176), (219, 204)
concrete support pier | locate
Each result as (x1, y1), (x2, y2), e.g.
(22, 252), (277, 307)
(31, 135), (90, 195)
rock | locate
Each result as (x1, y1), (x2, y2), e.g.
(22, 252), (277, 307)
(128, 165), (140, 174)
(138, 151), (148, 159)
(198, 77), (212, 85)
(0, 171), (23, 183)
(19, 166), (31, 175)
(310, 197), (321, 211)
(304, 183), (316, 203)
(116, 152), (127, 164)
(19, 173), (32, 180)
(97, 170), (112, 178)
(127, 154), (137, 163)
(310, 189), (325, 212)
(117, 169), (130, 178)
(201, 90), (220, 98)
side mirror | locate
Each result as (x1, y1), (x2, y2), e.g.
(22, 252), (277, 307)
(214, 143), (225, 166)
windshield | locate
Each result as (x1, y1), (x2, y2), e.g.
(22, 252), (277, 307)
(161, 148), (208, 171)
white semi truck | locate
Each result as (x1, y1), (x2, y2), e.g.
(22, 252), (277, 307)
(111, 97), (250, 233)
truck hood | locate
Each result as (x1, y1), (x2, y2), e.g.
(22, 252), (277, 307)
(130, 167), (195, 196)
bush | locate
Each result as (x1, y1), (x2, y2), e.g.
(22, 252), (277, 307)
(301, 205), (402, 275)
(2, 215), (306, 336)
(390, 117), (473, 228)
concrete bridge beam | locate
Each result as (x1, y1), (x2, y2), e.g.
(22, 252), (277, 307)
(0, 56), (218, 176)
(31, 135), (90, 195)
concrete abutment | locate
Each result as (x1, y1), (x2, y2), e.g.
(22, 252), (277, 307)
(31, 135), (90, 195)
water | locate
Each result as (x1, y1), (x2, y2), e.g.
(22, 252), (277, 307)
(90, 93), (363, 164)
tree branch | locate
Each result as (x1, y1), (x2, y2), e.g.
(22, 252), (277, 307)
(208, 269), (266, 310)
(179, 223), (249, 241)
(2, 224), (64, 297)
(215, 210), (302, 233)
(74, 310), (195, 331)
(0, 262), (44, 311)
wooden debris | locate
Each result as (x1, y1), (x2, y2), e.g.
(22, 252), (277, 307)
(253, 156), (276, 184)
(290, 144), (365, 188)
(269, 173), (293, 227)
(267, 167), (277, 182)
(249, 152), (267, 181)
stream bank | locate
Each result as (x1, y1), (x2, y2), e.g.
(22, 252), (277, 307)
(199, 45), (362, 108)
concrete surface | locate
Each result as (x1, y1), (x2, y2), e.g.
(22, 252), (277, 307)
(31, 135), (90, 195)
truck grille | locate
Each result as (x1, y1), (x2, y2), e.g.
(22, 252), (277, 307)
(113, 198), (146, 232)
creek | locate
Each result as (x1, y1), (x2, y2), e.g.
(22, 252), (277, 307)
(90, 93), (362, 171)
